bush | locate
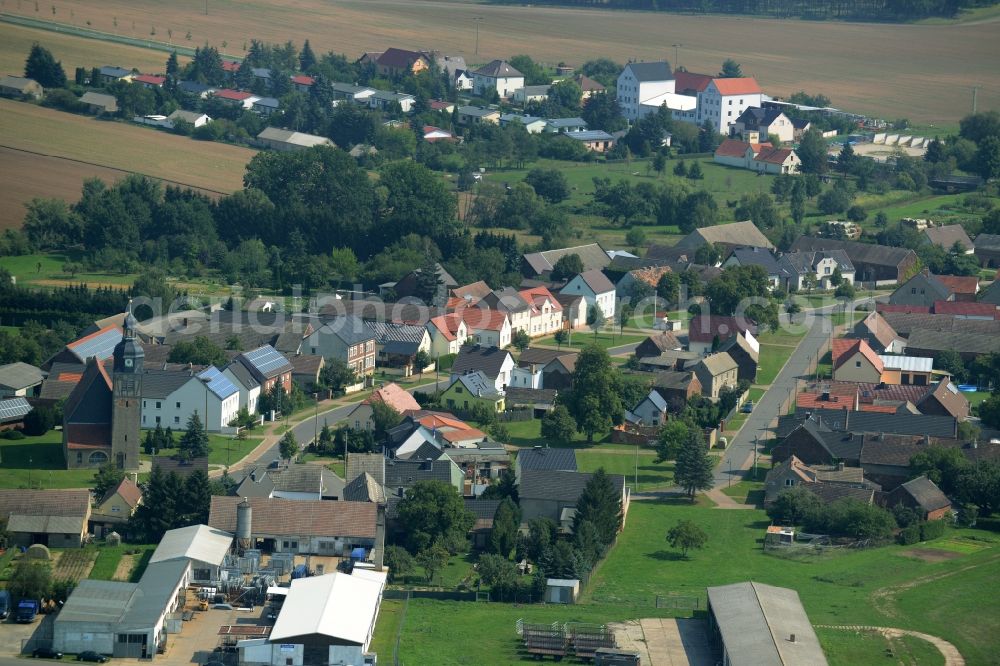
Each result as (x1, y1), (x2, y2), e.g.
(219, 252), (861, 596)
(1, 429), (25, 440)
(898, 524), (921, 545)
(920, 519), (947, 541)
(22, 405), (56, 436)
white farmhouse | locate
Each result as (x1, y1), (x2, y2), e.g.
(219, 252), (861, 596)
(698, 77), (763, 135)
(560, 269), (616, 320)
(616, 61), (674, 122)
(472, 60), (525, 99)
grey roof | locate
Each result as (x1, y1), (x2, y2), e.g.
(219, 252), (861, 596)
(451, 345), (512, 380)
(178, 80), (215, 95)
(729, 247), (789, 277)
(719, 332), (760, 364)
(975, 233), (1000, 251)
(253, 96), (280, 109)
(979, 280), (1000, 305)
(272, 464), (344, 497)
(236, 471), (275, 498)
(384, 456), (457, 488)
(778, 409), (956, 438)
(625, 61), (673, 83)
(906, 328), (1000, 356)
(0, 75), (40, 91)
(7, 514), (84, 534)
(257, 127), (333, 147)
(697, 352), (738, 376)
(457, 105), (499, 117)
(504, 387), (558, 406)
(80, 91), (118, 111)
(517, 446), (577, 472)
(880, 311), (1000, 338)
(100, 65), (131, 77)
(454, 370), (501, 397)
(677, 221), (774, 251)
(346, 453), (385, 486)
(225, 360), (260, 390)
(149, 524), (233, 566)
(168, 109), (209, 124)
(518, 469), (624, 502)
(891, 271), (952, 304)
(653, 369), (698, 391)
(0, 362), (43, 390)
(365, 321), (427, 345)
(895, 476), (951, 512)
(523, 243), (610, 276)
(473, 59), (524, 78)
(370, 90), (415, 102)
(518, 347), (575, 367)
(789, 237), (916, 269)
(706, 581), (827, 666)
(251, 67), (272, 78)
(566, 130), (614, 142)
(332, 82), (375, 96)
(575, 268), (616, 294)
(735, 106), (786, 128)
(639, 389), (668, 412)
(319, 315), (377, 346)
(141, 369), (196, 399)
(778, 249), (854, 276)
(464, 498), (502, 521)
(547, 117), (587, 129)
(925, 224), (973, 252)
(801, 483), (875, 505)
(343, 472), (386, 503)
(516, 85), (551, 97)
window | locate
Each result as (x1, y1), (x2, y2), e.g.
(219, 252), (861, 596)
(142, 416), (146, 424)
(155, 416), (161, 424)
(824, 267), (831, 274)
(176, 402), (181, 409)
(911, 288), (917, 294)
(76, 452), (83, 464)
(89, 451), (108, 464)
(455, 386), (463, 394)
(855, 361), (861, 368)
(156, 401), (161, 409)
(174, 416), (180, 424)
(111, 505), (120, 512)
(143, 400), (147, 408)
(785, 478), (794, 486)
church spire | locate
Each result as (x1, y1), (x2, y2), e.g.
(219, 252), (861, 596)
(123, 299), (138, 340)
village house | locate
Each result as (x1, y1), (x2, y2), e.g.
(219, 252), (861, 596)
(364, 321), (431, 374)
(635, 331), (683, 359)
(560, 269), (617, 319)
(777, 249), (855, 291)
(713, 139), (799, 174)
(545, 117), (588, 133)
(616, 60), (676, 122)
(90, 477), (142, 538)
(132, 74), (166, 89)
(441, 371), (506, 414)
(251, 96), (281, 116)
(574, 74), (605, 99)
(790, 237), (918, 285)
(687, 314), (758, 356)
(627, 389), (669, 426)
(174, 80), (214, 99)
(653, 370), (702, 412)
(555, 293), (588, 330)
(236, 464), (343, 501)
(499, 113), (548, 134)
(698, 77), (764, 134)
(515, 447), (577, 482)
(718, 332), (759, 384)
(882, 476), (952, 520)
(426, 313), (468, 357)
(936, 275), (979, 302)
(0, 489), (91, 548)
(541, 353), (578, 391)
(456, 105), (500, 126)
(924, 224), (974, 254)
(479, 288), (533, 336)
(140, 366), (240, 433)
(290, 74), (314, 93)
(80, 91), (118, 115)
(472, 60), (525, 99)
(519, 286), (565, 337)
(0, 361), (44, 397)
(852, 311), (905, 354)
(974, 233), (1000, 267)
(213, 88), (259, 109)
(832, 338), (933, 386)
(423, 125), (457, 142)
(367, 90), (416, 113)
(691, 352), (739, 400)
(385, 455), (464, 497)
(564, 130), (617, 152)
(373, 47), (431, 78)
(763, 455), (873, 504)
(450, 345), (515, 392)
(615, 264), (672, 299)
(518, 470), (629, 533)
(99, 65), (133, 84)
(675, 220), (774, 256)
(731, 106), (794, 143)
(347, 382), (420, 432)
(332, 82), (377, 104)
(889, 269), (954, 307)
(235, 345), (294, 397)
(721, 247), (790, 289)
(222, 360), (261, 415)
(256, 127), (335, 151)
(304, 317), (375, 380)
(512, 85), (550, 105)
(460, 308), (512, 348)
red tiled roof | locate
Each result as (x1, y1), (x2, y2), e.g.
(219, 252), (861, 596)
(832, 339), (883, 373)
(519, 286), (563, 312)
(365, 382), (421, 412)
(688, 315), (757, 344)
(754, 147), (793, 165)
(290, 75), (314, 86)
(460, 308), (509, 332)
(57, 372), (83, 382)
(712, 77), (762, 95)
(574, 74), (605, 92)
(209, 496), (377, 539)
(429, 100), (454, 110)
(221, 60), (241, 72)
(932, 300), (999, 318)
(429, 313), (464, 341)
(133, 74), (165, 85)
(715, 138), (751, 158)
(674, 71), (713, 94)
(214, 89), (253, 101)
(797, 388), (857, 411)
(102, 477), (142, 508)
(935, 275), (979, 295)
(876, 303), (931, 314)
(859, 404), (902, 414)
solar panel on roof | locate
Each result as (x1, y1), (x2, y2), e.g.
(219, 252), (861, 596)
(243, 346), (289, 376)
(68, 328), (122, 362)
(198, 367), (238, 399)
(0, 397), (32, 421)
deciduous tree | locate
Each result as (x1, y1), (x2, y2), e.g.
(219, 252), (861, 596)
(666, 519), (708, 557)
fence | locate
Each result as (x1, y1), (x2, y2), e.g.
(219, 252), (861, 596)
(655, 594), (702, 610)
(497, 408), (533, 423)
(384, 588), (477, 601)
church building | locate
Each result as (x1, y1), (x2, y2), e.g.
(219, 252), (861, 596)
(63, 303), (143, 471)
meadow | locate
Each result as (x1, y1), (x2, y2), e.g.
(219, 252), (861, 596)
(0, 97), (254, 229)
(371, 499), (1000, 664)
(2, 0), (998, 123)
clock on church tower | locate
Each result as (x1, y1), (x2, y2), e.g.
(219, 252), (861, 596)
(111, 301), (144, 470)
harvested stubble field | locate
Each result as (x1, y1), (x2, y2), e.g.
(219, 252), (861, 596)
(2, 0), (998, 123)
(0, 97), (255, 229)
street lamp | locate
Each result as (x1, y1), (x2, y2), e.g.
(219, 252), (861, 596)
(313, 393), (319, 448)
(672, 43), (683, 69)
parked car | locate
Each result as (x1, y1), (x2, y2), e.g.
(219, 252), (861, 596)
(741, 401), (753, 413)
(32, 646), (63, 659)
(75, 652), (108, 663)
(0, 590), (10, 619)
(212, 603), (234, 610)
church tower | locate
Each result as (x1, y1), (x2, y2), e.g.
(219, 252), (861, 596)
(110, 301), (143, 470)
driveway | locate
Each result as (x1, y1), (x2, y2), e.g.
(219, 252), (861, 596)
(611, 618), (715, 666)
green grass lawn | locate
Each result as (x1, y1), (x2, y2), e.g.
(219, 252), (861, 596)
(963, 391), (989, 407)
(152, 432), (263, 467)
(0, 251), (138, 288)
(576, 449), (673, 492)
(756, 344), (797, 385)
(719, 465), (768, 505)
(393, 552), (478, 590)
(0, 430), (98, 489)
(534, 330), (646, 353)
(89, 543), (157, 582)
(817, 627), (944, 666)
(504, 419), (639, 451)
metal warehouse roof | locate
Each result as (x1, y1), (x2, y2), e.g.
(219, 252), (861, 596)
(149, 524), (233, 567)
(707, 581), (827, 666)
(877, 355), (933, 373)
(270, 571), (386, 646)
(0, 396), (32, 423)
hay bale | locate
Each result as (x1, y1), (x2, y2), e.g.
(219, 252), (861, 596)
(25, 543), (51, 560)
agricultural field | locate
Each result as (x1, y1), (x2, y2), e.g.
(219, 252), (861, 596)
(2, 0), (998, 123)
(0, 97), (254, 229)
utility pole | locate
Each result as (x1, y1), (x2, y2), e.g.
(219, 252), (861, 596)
(313, 393), (319, 448)
(672, 43), (682, 69)
(972, 86), (979, 115)
(473, 17), (484, 56)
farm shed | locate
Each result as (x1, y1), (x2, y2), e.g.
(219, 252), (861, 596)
(706, 581), (827, 666)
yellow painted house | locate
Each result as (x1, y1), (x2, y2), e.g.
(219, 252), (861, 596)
(441, 371), (505, 414)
